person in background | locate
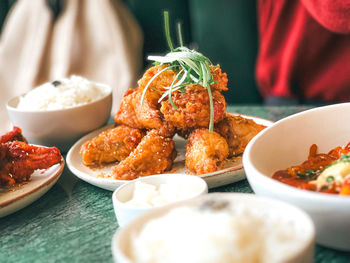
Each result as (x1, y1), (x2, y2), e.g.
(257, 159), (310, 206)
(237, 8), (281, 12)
(256, 0), (350, 105)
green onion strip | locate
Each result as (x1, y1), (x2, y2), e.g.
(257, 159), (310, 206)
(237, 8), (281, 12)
(177, 22), (183, 47)
(201, 62), (214, 132)
(164, 11), (174, 51)
(158, 68), (185, 104)
(168, 69), (185, 109)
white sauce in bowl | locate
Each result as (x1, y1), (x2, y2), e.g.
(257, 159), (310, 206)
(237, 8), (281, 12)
(123, 181), (203, 208)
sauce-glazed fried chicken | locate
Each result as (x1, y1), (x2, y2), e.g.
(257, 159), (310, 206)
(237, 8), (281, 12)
(0, 126), (27, 143)
(82, 53), (265, 178)
(114, 65), (228, 131)
(137, 64), (178, 92)
(114, 87), (164, 129)
(80, 125), (145, 166)
(114, 88), (142, 128)
(114, 65), (177, 129)
(215, 114), (266, 157)
(0, 141), (62, 186)
(185, 129), (229, 174)
(112, 129), (177, 180)
(86, 16), (269, 179)
(160, 86), (226, 129)
(209, 65), (229, 91)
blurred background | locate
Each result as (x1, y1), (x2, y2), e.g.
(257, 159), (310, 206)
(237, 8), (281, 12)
(0, 0), (262, 105)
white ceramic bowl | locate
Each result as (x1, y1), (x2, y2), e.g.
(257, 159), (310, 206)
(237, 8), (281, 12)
(243, 103), (350, 251)
(6, 84), (112, 152)
(112, 174), (208, 227)
(112, 193), (315, 263)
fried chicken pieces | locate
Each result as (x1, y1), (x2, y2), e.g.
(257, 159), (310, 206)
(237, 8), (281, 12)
(215, 114), (266, 156)
(0, 126), (27, 144)
(80, 125), (146, 166)
(112, 130), (177, 180)
(81, 64), (265, 179)
(186, 129), (229, 174)
(0, 127), (62, 187)
(160, 86), (226, 129)
(114, 65), (178, 129)
(114, 65), (227, 130)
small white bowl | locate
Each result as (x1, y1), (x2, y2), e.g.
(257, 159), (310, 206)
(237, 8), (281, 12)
(112, 193), (315, 263)
(6, 84), (112, 152)
(243, 102), (350, 251)
(112, 174), (208, 227)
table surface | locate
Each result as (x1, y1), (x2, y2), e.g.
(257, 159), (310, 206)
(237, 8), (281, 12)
(1, 105), (350, 263)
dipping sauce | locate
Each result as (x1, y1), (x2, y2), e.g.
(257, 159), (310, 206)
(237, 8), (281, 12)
(123, 181), (203, 208)
(130, 198), (311, 263)
(17, 76), (110, 111)
(272, 142), (350, 195)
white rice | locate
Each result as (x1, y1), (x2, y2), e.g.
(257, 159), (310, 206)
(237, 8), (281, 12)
(130, 201), (309, 263)
(17, 76), (110, 111)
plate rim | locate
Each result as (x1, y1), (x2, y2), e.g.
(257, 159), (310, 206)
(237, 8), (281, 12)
(66, 113), (273, 189)
(0, 157), (65, 208)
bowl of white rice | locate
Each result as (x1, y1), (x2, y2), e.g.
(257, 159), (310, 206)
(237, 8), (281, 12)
(6, 76), (112, 151)
(112, 193), (315, 263)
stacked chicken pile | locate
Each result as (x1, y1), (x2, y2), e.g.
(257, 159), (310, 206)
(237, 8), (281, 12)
(80, 64), (265, 180)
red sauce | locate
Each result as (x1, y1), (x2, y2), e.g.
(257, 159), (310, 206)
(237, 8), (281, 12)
(272, 142), (350, 195)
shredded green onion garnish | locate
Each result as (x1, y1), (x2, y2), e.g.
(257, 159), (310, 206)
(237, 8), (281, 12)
(164, 11), (174, 51)
(141, 11), (216, 132)
(177, 22), (184, 47)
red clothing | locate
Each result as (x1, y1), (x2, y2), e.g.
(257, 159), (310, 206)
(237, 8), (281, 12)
(256, 0), (350, 103)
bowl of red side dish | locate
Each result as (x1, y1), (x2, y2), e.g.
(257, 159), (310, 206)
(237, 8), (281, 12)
(243, 103), (350, 251)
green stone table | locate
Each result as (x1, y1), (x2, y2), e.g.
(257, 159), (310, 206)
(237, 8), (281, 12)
(1, 106), (350, 262)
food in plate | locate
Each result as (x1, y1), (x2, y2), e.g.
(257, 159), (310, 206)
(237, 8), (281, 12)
(272, 142), (350, 195)
(17, 75), (110, 111)
(0, 126), (27, 143)
(158, 66), (227, 129)
(80, 125), (146, 166)
(115, 85), (164, 130)
(80, 12), (265, 179)
(0, 127), (62, 187)
(128, 196), (312, 263)
(185, 129), (229, 174)
(112, 130), (177, 180)
(215, 113), (266, 156)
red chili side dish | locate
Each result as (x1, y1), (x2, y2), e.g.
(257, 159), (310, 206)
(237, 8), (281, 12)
(272, 142), (350, 195)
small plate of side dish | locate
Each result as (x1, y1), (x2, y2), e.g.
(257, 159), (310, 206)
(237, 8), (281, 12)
(67, 113), (273, 191)
(0, 127), (64, 218)
(243, 102), (350, 251)
(0, 160), (64, 218)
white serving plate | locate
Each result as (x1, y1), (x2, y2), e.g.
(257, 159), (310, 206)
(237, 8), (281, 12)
(0, 158), (64, 217)
(67, 114), (273, 191)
